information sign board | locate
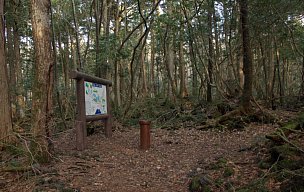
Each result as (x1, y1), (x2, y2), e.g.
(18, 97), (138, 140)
(84, 81), (107, 115)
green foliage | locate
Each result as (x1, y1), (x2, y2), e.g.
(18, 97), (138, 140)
(223, 167), (235, 178)
(210, 158), (228, 170)
(235, 178), (269, 192)
(189, 175), (212, 192)
(5, 144), (26, 156)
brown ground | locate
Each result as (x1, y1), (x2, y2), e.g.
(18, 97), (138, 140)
(0, 110), (297, 192)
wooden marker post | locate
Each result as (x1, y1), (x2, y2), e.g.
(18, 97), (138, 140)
(70, 70), (113, 150)
(139, 120), (151, 150)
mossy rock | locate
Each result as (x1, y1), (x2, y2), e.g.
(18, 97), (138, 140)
(247, 111), (276, 124)
(277, 159), (304, 170)
(281, 112), (304, 131)
(270, 144), (304, 170)
(280, 175), (304, 192)
(216, 102), (233, 115)
(189, 175), (212, 192)
(224, 116), (247, 130)
(258, 160), (272, 169)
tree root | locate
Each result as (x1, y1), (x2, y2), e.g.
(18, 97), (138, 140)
(0, 166), (32, 172)
(266, 112), (304, 145)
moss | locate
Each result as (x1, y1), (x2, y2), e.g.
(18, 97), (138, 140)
(216, 102), (233, 115)
(5, 144), (25, 156)
(224, 180), (235, 191)
(214, 178), (224, 188)
(225, 117), (246, 130)
(189, 175), (212, 192)
(235, 178), (269, 192)
(277, 159), (304, 170)
(270, 144), (300, 162)
(30, 142), (51, 164)
(280, 112), (304, 132)
(180, 114), (197, 122)
(210, 158), (227, 170)
(223, 167), (235, 177)
(258, 161), (272, 169)
(189, 177), (201, 192)
(280, 174), (304, 192)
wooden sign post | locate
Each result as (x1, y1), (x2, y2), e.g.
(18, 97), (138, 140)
(70, 70), (112, 150)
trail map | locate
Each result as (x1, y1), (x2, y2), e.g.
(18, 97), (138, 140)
(84, 81), (107, 115)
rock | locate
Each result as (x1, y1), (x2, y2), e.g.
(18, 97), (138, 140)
(189, 174), (212, 192)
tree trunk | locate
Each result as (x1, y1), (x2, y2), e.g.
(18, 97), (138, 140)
(207, 0), (214, 102)
(274, 41), (283, 105)
(0, 0), (14, 149)
(6, 24), (16, 113)
(13, 14), (24, 118)
(94, 0), (102, 77)
(239, 0), (253, 112)
(179, 34), (188, 98)
(30, 0), (54, 162)
(164, 2), (177, 100)
(114, 2), (121, 107)
(150, 27), (156, 97)
(268, 36), (275, 108)
(71, 0), (82, 70)
(301, 54), (304, 96)
(139, 5), (148, 97)
(99, 0), (110, 79)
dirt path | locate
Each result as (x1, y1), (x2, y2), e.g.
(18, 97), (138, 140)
(1, 122), (277, 192)
(55, 123), (275, 191)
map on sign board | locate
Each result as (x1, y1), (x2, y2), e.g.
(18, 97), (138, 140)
(84, 81), (107, 115)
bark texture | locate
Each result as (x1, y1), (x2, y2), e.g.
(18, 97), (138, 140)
(30, 0), (54, 161)
(0, 0), (14, 149)
(239, 0), (253, 112)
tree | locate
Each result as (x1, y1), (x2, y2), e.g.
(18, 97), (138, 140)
(207, 0), (214, 102)
(239, 0), (253, 112)
(30, 0), (54, 162)
(164, 1), (177, 100)
(0, 0), (14, 149)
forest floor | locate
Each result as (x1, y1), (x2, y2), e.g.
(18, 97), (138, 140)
(0, 109), (302, 192)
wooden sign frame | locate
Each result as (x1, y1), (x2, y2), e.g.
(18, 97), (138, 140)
(70, 70), (112, 150)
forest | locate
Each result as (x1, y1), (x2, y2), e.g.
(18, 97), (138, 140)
(1, 0), (304, 191)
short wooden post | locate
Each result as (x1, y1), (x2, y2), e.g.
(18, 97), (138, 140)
(139, 120), (151, 150)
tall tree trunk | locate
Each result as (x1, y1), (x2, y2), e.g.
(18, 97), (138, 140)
(99, 0), (110, 79)
(30, 0), (54, 162)
(164, 2), (177, 100)
(301, 54), (304, 96)
(150, 27), (156, 97)
(179, 35), (188, 98)
(268, 36), (275, 108)
(274, 41), (283, 105)
(6, 24), (16, 112)
(13, 13), (24, 118)
(207, 0), (214, 102)
(139, 3), (148, 97)
(0, 0), (14, 149)
(71, 0), (82, 70)
(114, 1), (121, 107)
(239, 0), (253, 112)
(94, 0), (102, 77)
